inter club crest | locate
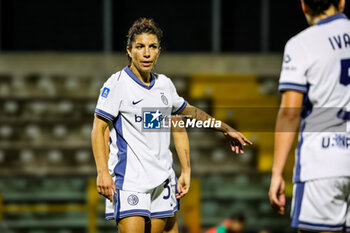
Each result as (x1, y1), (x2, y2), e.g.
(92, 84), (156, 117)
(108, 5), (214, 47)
(127, 194), (139, 206)
(161, 92), (168, 105)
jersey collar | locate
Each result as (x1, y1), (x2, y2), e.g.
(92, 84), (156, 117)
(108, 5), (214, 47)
(316, 13), (348, 25)
(123, 66), (155, 90)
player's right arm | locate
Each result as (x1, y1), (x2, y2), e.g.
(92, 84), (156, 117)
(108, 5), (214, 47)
(91, 116), (116, 203)
(269, 90), (303, 215)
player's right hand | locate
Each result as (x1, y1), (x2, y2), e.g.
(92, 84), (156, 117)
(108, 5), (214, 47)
(268, 174), (286, 215)
(97, 172), (116, 203)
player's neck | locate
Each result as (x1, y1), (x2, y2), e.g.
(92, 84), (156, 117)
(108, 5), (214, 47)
(129, 65), (152, 85)
(307, 6), (341, 25)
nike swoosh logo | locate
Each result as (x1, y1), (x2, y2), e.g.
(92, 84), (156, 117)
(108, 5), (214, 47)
(132, 99), (143, 105)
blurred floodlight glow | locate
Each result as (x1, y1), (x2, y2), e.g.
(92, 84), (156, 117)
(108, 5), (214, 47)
(26, 124), (41, 139)
(20, 150), (34, 163)
(75, 150), (90, 163)
(53, 125), (67, 138)
(38, 76), (54, 94)
(4, 100), (18, 114)
(31, 102), (46, 115)
(86, 101), (96, 114)
(65, 78), (79, 90)
(48, 150), (63, 163)
(212, 149), (226, 163)
(81, 124), (92, 139)
(0, 125), (13, 138)
(58, 101), (74, 114)
(12, 78), (24, 89)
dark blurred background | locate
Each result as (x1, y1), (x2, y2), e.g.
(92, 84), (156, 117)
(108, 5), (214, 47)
(0, 1), (348, 233)
(0, 0), (315, 52)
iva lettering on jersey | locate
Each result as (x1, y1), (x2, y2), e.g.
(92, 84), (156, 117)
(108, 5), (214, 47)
(322, 134), (350, 149)
(328, 33), (350, 50)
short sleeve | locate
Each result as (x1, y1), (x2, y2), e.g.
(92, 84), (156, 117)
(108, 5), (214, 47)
(169, 79), (187, 114)
(94, 75), (122, 122)
(279, 37), (309, 93)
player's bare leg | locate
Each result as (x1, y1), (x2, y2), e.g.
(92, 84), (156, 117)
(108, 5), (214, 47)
(150, 218), (167, 233)
(163, 215), (178, 233)
(118, 216), (146, 233)
(150, 214), (178, 233)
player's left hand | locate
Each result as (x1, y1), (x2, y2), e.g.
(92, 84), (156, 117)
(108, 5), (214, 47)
(268, 174), (286, 215)
(224, 130), (252, 154)
(176, 172), (190, 199)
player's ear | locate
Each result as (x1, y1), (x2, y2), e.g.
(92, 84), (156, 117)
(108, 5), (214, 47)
(301, 0), (309, 14)
(126, 46), (132, 57)
(338, 0), (345, 13)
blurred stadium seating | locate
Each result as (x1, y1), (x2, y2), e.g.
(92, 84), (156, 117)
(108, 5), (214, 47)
(0, 54), (296, 233)
(2, 0), (349, 231)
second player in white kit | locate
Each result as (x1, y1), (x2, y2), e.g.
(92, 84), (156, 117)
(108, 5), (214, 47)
(269, 0), (350, 232)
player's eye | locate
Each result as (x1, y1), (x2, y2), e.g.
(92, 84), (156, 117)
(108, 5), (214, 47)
(150, 44), (158, 49)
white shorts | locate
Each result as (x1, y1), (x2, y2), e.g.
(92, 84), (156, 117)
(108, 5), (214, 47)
(105, 176), (179, 221)
(291, 177), (350, 232)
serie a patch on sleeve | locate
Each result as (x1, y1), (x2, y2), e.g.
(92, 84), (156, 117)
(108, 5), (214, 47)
(101, 87), (110, 98)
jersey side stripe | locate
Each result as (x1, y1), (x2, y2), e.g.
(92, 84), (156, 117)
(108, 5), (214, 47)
(291, 182), (305, 228)
(114, 115), (127, 190)
(294, 122), (306, 183)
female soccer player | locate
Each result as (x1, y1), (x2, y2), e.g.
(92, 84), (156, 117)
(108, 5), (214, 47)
(101, 117), (189, 233)
(91, 18), (251, 233)
(269, 0), (350, 232)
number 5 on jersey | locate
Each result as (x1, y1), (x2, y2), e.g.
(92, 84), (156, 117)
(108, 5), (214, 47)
(340, 58), (350, 86)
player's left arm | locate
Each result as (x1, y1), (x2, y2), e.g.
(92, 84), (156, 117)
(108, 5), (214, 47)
(181, 104), (252, 154)
(269, 90), (303, 215)
(171, 115), (191, 199)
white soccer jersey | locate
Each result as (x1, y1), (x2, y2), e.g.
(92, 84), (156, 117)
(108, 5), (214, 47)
(279, 13), (350, 182)
(95, 66), (187, 192)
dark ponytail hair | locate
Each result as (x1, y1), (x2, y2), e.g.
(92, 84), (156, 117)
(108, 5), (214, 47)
(126, 18), (163, 48)
(303, 0), (341, 16)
